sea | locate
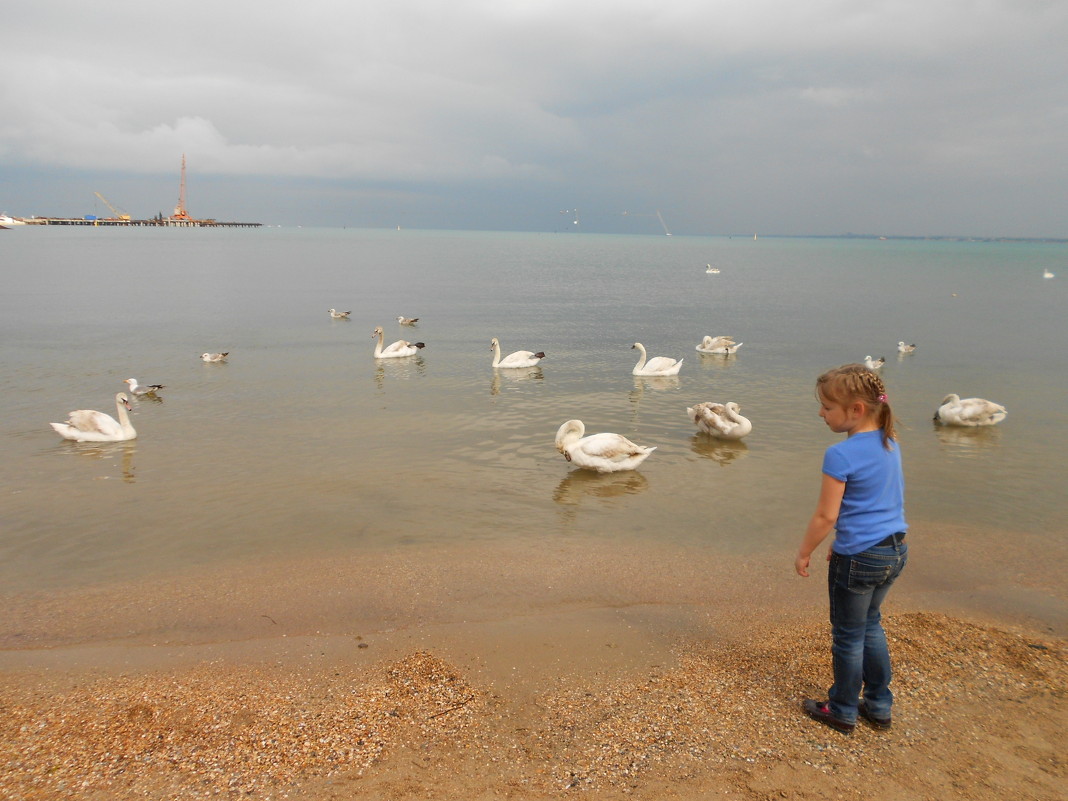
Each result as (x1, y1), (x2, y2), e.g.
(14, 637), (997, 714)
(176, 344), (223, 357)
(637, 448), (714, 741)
(1, 227), (1066, 638)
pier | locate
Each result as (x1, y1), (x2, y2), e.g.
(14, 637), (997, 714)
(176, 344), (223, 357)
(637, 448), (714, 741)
(3, 155), (261, 229)
(23, 217), (262, 228)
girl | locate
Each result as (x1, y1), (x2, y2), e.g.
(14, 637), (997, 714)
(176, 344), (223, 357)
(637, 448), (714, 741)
(795, 363), (908, 735)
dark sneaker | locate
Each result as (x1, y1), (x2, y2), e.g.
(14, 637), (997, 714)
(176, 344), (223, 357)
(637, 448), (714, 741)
(858, 700), (892, 730)
(802, 699), (855, 734)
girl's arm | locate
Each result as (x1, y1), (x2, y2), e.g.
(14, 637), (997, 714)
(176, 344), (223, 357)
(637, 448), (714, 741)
(795, 473), (846, 577)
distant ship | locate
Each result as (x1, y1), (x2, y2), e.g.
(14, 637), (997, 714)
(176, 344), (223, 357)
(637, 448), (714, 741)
(0, 214), (27, 227)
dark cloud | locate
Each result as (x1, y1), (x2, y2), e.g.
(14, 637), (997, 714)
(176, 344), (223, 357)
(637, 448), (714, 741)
(2, 0), (1065, 235)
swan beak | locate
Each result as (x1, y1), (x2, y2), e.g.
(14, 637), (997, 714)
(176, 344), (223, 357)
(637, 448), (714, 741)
(564, 452), (572, 462)
(122, 399), (133, 411)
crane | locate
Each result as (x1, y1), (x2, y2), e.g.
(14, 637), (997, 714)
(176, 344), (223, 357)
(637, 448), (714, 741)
(171, 153), (192, 220)
(94, 192), (131, 221)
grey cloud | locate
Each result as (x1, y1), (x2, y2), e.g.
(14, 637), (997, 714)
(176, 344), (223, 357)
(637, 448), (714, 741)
(1, 0), (1065, 235)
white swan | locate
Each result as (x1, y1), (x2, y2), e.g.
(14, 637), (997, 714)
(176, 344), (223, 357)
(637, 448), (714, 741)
(201, 352), (229, 362)
(934, 394), (1007, 427)
(864, 355), (886, 369)
(1043, 269), (1055, 279)
(696, 335), (742, 355)
(51, 393), (137, 442)
(631, 342), (682, 376)
(897, 342), (916, 354)
(397, 316), (420, 325)
(373, 325), (425, 358)
(124, 378), (165, 396)
(686, 401), (753, 440)
(490, 337), (545, 369)
(328, 309), (351, 319)
(554, 419), (656, 473)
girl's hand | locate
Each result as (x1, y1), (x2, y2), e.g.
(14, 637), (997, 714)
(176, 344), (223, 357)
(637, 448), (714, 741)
(795, 553), (811, 577)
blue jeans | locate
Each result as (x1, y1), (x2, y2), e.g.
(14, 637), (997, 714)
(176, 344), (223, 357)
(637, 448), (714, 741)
(826, 540), (908, 723)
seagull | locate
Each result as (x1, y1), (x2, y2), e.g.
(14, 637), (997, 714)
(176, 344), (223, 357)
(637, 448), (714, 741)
(864, 355), (886, 369)
(397, 316), (420, 325)
(328, 309), (351, 319)
(124, 378), (165, 397)
(201, 352), (229, 363)
(897, 342), (917, 354)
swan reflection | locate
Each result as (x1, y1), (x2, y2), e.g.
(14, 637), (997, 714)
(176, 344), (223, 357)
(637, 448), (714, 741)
(690, 435), (749, 465)
(632, 374), (681, 392)
(697, 350), (741, 370)
(373, 355), (427, 388)
(933, 422), (1002, 456)
(629, 375), (681, 410)
(552, 469), (650, 506)
(62, 440), (138, 482)
(490, 366), (544, 396)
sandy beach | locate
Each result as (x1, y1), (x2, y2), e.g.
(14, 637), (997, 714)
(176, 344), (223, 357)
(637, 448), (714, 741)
(2, 523), (1065, 801)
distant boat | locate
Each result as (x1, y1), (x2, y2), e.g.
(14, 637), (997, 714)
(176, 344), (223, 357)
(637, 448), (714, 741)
(1044, 269), (1055, 279)
(705, 264), (720, 274)
(0, 214), (27, 226)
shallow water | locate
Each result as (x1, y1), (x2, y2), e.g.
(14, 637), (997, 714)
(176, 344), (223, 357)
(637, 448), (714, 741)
(1, 227), (1065, 602)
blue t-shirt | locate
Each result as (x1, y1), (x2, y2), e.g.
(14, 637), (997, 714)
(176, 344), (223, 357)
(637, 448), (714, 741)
(822, 430), (907, 555)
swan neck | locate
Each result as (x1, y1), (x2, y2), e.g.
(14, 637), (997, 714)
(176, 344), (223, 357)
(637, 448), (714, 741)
(491, 341), (501, 366)
(116, 396), (135, 434)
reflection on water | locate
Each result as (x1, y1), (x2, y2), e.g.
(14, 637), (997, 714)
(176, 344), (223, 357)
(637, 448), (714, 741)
(628, 376), (682, 416)
(933, 422), (1003, 456)
(552, 469), (650, 506)
(129, 394), (164, 406)
(630, 375), (681, 394)
(696, 351), (741, 369)
(689, 435), (749, 466)
(62, 441), (138, 483)
(490, 366), (544, 395)
(373, 355), (427, 387)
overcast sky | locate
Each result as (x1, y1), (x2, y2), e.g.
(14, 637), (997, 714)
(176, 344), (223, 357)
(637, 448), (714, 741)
(2, 1), (1065, 236)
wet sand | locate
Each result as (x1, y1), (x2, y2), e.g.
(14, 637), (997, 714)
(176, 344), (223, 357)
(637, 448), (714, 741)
(2, 522), (1066, 800)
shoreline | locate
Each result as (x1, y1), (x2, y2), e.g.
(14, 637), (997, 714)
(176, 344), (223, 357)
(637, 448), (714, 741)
(3, 516), (1066, 654)
(3, 525), (1066, 799)
(2, 610), (1063, 800)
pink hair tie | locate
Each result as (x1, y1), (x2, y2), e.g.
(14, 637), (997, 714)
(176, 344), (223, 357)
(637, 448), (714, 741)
(877, 394), (888, 403)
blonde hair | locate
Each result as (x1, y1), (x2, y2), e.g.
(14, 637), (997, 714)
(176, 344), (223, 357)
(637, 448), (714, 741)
(816, 363), (897, 449)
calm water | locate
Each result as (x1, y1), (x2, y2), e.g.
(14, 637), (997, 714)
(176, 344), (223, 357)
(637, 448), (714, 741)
(1, 227), (1066, 597)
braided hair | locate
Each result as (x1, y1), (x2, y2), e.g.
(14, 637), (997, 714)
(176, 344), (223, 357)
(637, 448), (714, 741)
(816, 363), (897, 449)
